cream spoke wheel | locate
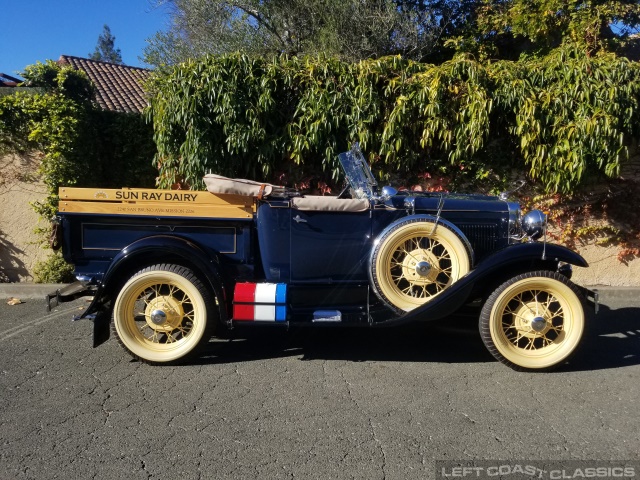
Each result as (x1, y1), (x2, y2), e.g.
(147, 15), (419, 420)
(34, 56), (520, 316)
(113, 264), (217, 364)
(480, 271), (586, 371)
(370, 217), (471, 312)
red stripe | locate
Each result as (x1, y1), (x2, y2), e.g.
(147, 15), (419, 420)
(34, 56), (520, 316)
(233, 304), (255, 321)
(234, 283), (257, 320)
(234, 283), (256, 303)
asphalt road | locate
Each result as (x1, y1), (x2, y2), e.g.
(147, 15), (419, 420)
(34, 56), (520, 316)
(1, 293), (639, 480)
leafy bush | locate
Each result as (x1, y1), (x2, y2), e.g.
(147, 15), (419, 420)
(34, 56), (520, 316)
(148, 46), (640, 193)
(33, 251), (75, 284)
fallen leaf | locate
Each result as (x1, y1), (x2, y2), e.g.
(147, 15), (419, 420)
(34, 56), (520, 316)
(7, 297), (24, 305)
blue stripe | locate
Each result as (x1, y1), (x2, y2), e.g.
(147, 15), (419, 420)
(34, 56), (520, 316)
(275, 305), (287, 322)
(275, 283), (287, 304)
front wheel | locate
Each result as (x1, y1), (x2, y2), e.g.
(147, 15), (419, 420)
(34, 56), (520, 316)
(480, 271), (586, 371)
(112, 264), (217, 364)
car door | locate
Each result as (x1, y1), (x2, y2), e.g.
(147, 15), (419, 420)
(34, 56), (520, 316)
(289, 201), (372, 284)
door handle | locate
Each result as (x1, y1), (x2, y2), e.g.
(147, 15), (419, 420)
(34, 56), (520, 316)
(293, 215), (308, 223)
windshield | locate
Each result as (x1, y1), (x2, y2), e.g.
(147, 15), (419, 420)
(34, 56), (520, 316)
(337, 143), (378, 199)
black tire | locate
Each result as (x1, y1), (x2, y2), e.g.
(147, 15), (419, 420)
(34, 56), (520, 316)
(480, 270), (587, 371)
(112, 264), (217, 364)
(370, 217), (471, 313)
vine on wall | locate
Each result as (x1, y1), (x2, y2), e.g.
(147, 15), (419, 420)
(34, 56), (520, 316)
(520, 176), (640, 264)
(146, 48), (640, 261)
(2, 53), (639, 280)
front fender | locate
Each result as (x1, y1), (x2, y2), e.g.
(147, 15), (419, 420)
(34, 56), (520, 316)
(465, 241), (588, 274)
(376, 242), (587, 327)
(80, 235), (228, 347)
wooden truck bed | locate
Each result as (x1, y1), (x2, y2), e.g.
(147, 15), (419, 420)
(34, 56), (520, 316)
(58, 187), (255, 219)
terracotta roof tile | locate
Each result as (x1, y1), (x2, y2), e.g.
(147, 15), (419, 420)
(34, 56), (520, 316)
(0, 72), (23, 87)
(58, 55), (151, 113)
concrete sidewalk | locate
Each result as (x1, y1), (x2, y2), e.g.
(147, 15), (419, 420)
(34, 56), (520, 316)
(1, 282), (638, 302)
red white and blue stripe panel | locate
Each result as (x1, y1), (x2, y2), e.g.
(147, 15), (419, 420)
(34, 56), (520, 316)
(233, 282), (287, 322)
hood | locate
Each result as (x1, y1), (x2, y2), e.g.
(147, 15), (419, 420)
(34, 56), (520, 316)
(387, 192), (509, 213)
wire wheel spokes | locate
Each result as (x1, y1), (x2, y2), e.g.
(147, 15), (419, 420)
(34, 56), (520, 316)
(131, 282), (197, 345)
(389, 235), (454, 299)
(500, 288), (567, 351)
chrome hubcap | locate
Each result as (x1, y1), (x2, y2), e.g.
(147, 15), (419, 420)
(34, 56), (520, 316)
(415, 261), (432, 277)
(530, 315), (547, 332)
(144, 295), (185, 332)
(150, 309), (167, 325)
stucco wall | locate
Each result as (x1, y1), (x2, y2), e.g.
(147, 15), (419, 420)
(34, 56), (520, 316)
(570, 153), (640, 287)
(0, 153), (48, 282)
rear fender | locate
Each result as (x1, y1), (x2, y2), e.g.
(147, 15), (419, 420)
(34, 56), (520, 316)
(376, 242), (588, 327)
(80, 235), (228, 346)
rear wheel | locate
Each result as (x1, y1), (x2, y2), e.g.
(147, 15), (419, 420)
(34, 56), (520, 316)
(112, 264), (216, 364)
(480, 271), (586, 371)
(370, 218), (471, 312)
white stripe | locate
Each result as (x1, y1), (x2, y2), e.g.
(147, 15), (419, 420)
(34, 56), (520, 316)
(254, 283), (277, 303)
(254, 304), (275, 321)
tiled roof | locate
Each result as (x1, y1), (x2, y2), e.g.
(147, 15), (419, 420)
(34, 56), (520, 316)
(0, 73), (23, 87)
(58, 56), (151, 113)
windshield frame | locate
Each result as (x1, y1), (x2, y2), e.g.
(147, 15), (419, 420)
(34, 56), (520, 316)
(337, 143), (378, 199)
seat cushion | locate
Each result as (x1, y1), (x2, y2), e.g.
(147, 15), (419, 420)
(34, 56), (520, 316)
(291, 196), (370, 212)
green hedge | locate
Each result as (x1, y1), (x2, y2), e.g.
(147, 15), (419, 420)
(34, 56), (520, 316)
(147, 46), (640, 194)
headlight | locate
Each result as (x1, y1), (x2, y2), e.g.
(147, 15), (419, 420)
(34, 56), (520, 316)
(522, 209), (546, 240)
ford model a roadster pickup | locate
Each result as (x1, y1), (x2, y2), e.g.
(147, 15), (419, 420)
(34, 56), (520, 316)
(49, 145), (597, 371)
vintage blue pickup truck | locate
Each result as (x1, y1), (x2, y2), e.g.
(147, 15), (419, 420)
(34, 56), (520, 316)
(48, 145), (597, 371)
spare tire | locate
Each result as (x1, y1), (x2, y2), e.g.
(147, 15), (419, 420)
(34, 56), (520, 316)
(370, 216), (472, 313)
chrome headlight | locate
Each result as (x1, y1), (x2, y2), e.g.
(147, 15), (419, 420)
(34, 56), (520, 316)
(522, 209), (546, 240)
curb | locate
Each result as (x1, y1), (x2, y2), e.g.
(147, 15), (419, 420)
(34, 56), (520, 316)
(1, 283), (639, 302)
(0, 284), (67, 300)
(587, 286), (640, 301)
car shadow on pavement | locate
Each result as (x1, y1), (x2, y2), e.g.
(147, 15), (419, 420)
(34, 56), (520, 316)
(570, 304), (640, 371)
(194, 303), (640, 371)
(198, 317), (493, 366)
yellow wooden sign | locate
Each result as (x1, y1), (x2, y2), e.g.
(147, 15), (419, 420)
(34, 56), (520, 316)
(58, 187), (255, 219)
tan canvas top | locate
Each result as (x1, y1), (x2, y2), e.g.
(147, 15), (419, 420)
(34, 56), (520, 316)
(203, 174), (284, 198)
(203, 174), (371, 212)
